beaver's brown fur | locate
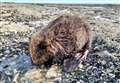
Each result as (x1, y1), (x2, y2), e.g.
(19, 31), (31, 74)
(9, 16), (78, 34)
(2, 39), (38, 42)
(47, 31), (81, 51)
(29, 14), (92, 72)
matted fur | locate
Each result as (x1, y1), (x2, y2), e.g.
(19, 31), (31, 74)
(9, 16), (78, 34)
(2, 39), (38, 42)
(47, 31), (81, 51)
(29, 14), (92, 71)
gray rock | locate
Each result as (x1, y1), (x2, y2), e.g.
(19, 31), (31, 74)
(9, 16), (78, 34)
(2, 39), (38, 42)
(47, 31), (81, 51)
(4, 49), (11, 54)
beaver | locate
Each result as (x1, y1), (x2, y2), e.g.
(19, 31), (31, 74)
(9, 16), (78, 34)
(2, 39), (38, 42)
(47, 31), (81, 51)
(29, 14), (92, 72)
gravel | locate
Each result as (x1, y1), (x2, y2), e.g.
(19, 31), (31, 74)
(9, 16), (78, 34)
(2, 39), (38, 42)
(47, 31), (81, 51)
(0, 3), (120, 83)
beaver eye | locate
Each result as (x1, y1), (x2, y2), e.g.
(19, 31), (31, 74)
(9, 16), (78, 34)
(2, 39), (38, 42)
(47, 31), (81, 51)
(38, 43), (47, 50)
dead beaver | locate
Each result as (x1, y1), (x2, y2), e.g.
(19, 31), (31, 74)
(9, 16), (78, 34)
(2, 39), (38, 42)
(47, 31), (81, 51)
(29, 14), (92, 72)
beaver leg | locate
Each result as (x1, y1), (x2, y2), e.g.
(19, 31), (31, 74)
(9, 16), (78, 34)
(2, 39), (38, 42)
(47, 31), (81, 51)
(63, 40), (91, 72)
(80, 50), (89, 60)
(63, 53), (82, 72)
(63, 50), (90, 72)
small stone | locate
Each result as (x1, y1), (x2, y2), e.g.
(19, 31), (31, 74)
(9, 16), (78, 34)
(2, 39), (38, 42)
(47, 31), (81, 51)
(0, 53), (4, 58)
(76, 81), (80, 83)
(78, 63), (83, 69)
(93, 46), (101, 51)
(11, 48), (15, 52)
(0, 71), (5, 81)
(0, 42), (2, 46)
(10, 61), (16, 66)
(53, 77), (62, 83)
(103, 50), (112, 57)
(101, 60), (106, 65)
(103, 81), (107, 83)
(109, 73), (115, 78)
(98, 50), (113, 58)
(4, 50), (10, 54)
(78, 79), (85, 83)
(5, 70), (13, 77)
(0, 67), (3, 72)
(106, 69), (112, 73)
(116, 79), (120, 83)
(2, 57), (6, 60)
(13, 73), (20, 83)
(24, 69), (46, 82)
(13, 55), (18, 59)
(46, 64), (61, 79)
(13, 69), (18, 74)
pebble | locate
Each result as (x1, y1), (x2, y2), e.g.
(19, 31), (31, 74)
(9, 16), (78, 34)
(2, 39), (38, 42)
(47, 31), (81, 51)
(4, 50), (11, 54)
(0, 71), (6, 81)
(106, 69), (112, 73)
(24, 69), (46, 82)
(0, 4), (120, 83)
(77, 80), (85, 83)
(78, 63), (83, 69)
(13, 73), (20, 83)
(11, 48), (16, 52)
(0, 53), (4, 58)
(101, 60), (106, 65)
(0, 42), (2, 46)
(46, 64), (61, 79)
(109, 73), (115, 78)
(5, 70), (13, 76)
(104, 51), (113, 57)
(116, 79), (120, 83)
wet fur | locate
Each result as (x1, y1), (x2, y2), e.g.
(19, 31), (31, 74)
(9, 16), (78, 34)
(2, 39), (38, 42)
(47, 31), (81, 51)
(29, 14), (92, 70)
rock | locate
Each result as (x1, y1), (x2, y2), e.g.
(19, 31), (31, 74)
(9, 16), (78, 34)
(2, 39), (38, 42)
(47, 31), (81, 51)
(98, 50), (113, 58)
(101, 60), (106, 65)
(93, 46), (101, 51)
(46, 64), (61, 79)
(78, 79), (85, 83)
(24, 69), (46, 82)
(25, 21), (43, 28)
(116, 79), (120, 83)
(0, 53), (4, 58)
(5, 70), (13, 76)
(12, 55), (18, 59)
(0, 23), (33, 33)
(53, 77), (62, 83)
(12, 73), (20, 83)
(4, 47), (11, 54)
(78, 63), (83, 69)
(108, 73), (115, 78)
(106, 69), (112, 73)
(0, 4), (120, 83)
(4, 49), (11, 54)
(0, 71), (3, 80)
(0, 71), (6, 82)
(0, 42), (2, 46)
